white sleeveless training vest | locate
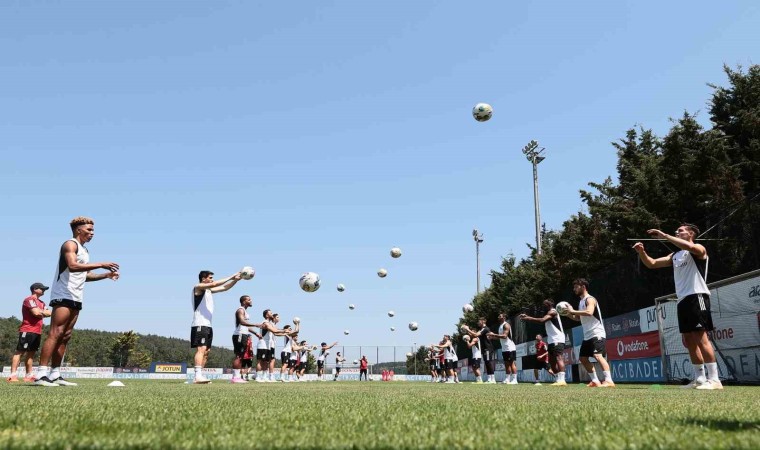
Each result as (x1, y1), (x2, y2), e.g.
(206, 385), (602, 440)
(672, 250), (710, 300)
(50, 239), (89, 302)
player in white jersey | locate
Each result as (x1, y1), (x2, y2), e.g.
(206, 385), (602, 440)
(488, 313), (517, 384)
(333, 352), (347, 381)
(254, 309), (297, 382)
(279, 323), (299, 382)
(465, 333), (483, 383)
(434, 335), (459, 383)
(520, 299), (567, 386)
(190, 269), (242, 384)
(231, 295), (263, 383)
(565, 279), (614, 387)
(633, 223), (721, 390)
(296, 343), (313, 381)
(36, 217), (120, 387)
(317, 341), (338, 381)
(287, 336), (306, 381)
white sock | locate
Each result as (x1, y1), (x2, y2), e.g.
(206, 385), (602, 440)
(512, 374), (517, 382)
(692, 364), (706, 381)
(49, 367), (61, 380)
(36, 366), (49, 379)
(590, 371), (599, 383)
(270, 372), (275, 380)
(557, 372), (565, 381)
(603, 371), (612, 382)
(233, 369), (240, 378)
(705, 363), (719, 381)
(194, 366), (203, 379)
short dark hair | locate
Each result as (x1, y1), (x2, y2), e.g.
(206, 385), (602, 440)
(283, 325), (291, 330)
(239, 295), (250, 305)
(573, 278), (589, 289)
(262, 309), (271, 318)
(198, 271), (214, 282)
(478, 316), (486, 322)
(680, 223), (700, 236)
(543, 299), (555, 307)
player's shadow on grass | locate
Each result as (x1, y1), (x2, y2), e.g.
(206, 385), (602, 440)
(682, 418), (760, 432)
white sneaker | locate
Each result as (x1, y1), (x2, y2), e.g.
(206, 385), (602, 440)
(501, 380), (509, 384)
(696, 379), (724, 390)
(193, 376), (212, 384)
(34, 376), (60, 387)
(510, 380), (519, 385)
(534, 382), (542, 385)
(487, 379), (496, 384)
(52, 377), (78, 387)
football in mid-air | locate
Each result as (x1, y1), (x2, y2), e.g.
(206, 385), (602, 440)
(406, 352), (413, 357)
(408, 322), (418, 331)
(388, 310), (395, 317)
(299, 272), (320, 292)
(353, 360), (359, 365)
(377, 268), (388, 278)
(390, 247), (402, 258)
(240, 266), (255, 280)
(348, 304), (355, 310)
(337, 284), (345, 292)
(344, 330), (350, 335)
(390, 326), (395, 331)
(556, 301), (572, 316)
(462, 303), (474, 313)
(472, 103), (493, 122)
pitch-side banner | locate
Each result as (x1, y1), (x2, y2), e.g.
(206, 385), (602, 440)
(610, 357), (665, 382)
(604, 310), (642, 339)
(605, 331), (661, 360)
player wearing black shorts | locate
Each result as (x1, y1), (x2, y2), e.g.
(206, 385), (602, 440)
(634, 223), (721, 390)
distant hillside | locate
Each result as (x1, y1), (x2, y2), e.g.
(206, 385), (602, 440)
(1, 316), (235, 368)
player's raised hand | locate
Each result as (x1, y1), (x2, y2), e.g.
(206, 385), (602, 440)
(100, 262), (119, 272)
(646, 229), (666, 239)
(632, 242), (645, 253)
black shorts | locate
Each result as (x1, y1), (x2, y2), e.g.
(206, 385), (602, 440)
(296, 362), (305, 371)
(190, 326), (213, 348)
(502, 351), (517, 363)
(445, 360), (457, 370)
(242, 359), (253, 368)
(16, 332), (41, 352)
(548, 343), (565, 358)
(335, 367), (342, 374)
(232, 334), (250, 356)
(256, 349), (273, 361)
(281, 352), (292, 365)
(317, 360), (325, 369)
(429, 362), (437, 371)
(579, 337), (607, 358)
(482, 350), (495, 361)
(678, 293), (714, 333)
(536, 360), (551, 370)
(360, 369), (368, 375)
(470, 358), (482, 368)
(50, 299), (82, 311)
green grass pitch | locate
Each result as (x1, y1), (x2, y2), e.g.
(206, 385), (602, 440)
(1, 380), (759, 449)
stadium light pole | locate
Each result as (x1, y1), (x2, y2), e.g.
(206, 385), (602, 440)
(522, 140), (545, 256)
(473, 229), (483, 294)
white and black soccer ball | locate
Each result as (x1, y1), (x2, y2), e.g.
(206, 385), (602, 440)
(388, 310), (395, 317)
(293, 316), (301, 324)
(390, 326), (396, 331)
(337, 284), (345, 292)
(556, 301), (572, 316)
(408, 321), (418, 331)
(353, 360), (359, 365)
(377, 268), (388, 278)
(390, 247), (402, 258)
(348, 304), (355, 310)
(240, 266), (255, 280)
(344, 330), (350, 335)
(460, 325), (469, 333)
(406, 352), (413, 358)
(472, 103), (493, 122)
(299, 272), (320, 293)
(462, 303), (474, 313)
(463, 335), (471, 342)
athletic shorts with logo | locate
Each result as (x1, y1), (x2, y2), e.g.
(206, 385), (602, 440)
(281, 352), (292, 365)
(677, 293), (714, 333)
(445, 359), (457, 370)
(50, 299), (83, 311)
(470, 358), (482, 368)
(257, 349), (273, 361)
(232, 334), (250, 356)
(502, 351), (517, 363)
(190, 326), (213, 348)
(16, 332), (41, 352)
(579, 337), (606, 358)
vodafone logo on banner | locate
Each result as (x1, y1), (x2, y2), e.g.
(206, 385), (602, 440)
(606, 331), (661, 360)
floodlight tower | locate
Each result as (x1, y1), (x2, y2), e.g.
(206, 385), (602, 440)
(473, 229), (484, 294)
(522, 140), (545, 255)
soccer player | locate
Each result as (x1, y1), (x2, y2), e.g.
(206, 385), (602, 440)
(564, 279), (615, 387)
(488, 313), (517, 384)
(36, 216), (120, 387)
(231, 295), (261, 383)
(189, 270), (241, 384)
(427, 347), (439, 382)
(633, 224), (722, 390)
(464, 318), (496, 383)
(286, 335), (302, 382)
(241, 334), (254, 380)
(520, 300), (566, 386)
(465, 334), (483, 383)
(296, 343), (313, 381)
(359, 356), (369, 381)
(432, 335), (460, 383)
(279, 323), (299, 382)
(333, 352), (346, 381)
(255, 310), (295, 382)
(8, 283), (52, 382)
(317, 341), (338, 381)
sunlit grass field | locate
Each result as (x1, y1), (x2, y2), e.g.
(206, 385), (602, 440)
(1, 380), (758, 449)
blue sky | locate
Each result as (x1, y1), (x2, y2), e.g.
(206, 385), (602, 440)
(1, 1), (758, 357)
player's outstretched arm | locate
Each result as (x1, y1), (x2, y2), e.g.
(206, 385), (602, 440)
(632, 241), (672, 269)
(210, 273), (242, 293)
(60, 241), (119, 277)
(647, 229), (706, 258)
